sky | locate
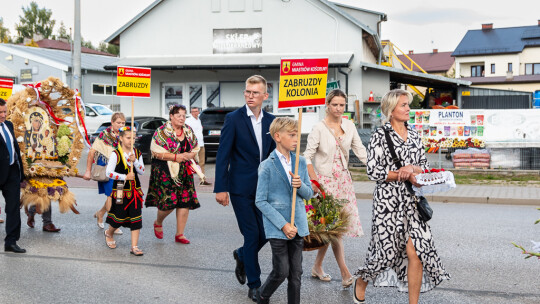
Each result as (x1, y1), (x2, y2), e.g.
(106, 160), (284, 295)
(1, 0), (540, 53)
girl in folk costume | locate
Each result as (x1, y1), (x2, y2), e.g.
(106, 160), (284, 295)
(83, 113), (126, 235)
(104, 126), (145, 256)
(146, 104), (200, 244)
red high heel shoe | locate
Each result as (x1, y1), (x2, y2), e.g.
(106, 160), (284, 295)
(175, 234), (190, 244)
(153, 222), (163, 239)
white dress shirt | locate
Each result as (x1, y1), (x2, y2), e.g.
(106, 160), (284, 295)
(106, 150), (145, 181)
(275, 149), (292, 184)
(1, 122), (15, 165)
(245, 104), (263, 162)
(185, 116), (204, 147)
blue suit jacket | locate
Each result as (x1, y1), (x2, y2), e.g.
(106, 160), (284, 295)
(214, 106), (276, 197)
(255, 151), (313, 240)
(0, 120), (24, 185)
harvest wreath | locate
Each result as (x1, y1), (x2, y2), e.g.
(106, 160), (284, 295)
(6, 76), (90, 214)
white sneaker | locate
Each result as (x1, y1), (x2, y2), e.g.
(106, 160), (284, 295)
(113, 228), (123, 235)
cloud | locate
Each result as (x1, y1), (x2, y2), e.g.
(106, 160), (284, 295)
(391, 8), (489, 25)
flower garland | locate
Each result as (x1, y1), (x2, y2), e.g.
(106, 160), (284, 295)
(28, 179), (66, 188)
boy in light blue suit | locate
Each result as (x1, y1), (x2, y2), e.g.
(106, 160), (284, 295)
(255, 117), (313, 304)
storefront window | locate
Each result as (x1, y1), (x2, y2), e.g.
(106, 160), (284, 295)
(189, 84), (203, 110)
(164, 85), (183, 115)
(206, 84), (220, 108)
(262, 83), (273, 113)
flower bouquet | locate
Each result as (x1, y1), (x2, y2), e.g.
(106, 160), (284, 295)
(303, 181), (350, 251)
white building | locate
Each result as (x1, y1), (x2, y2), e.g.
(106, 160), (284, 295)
(105, 0), (469, 131)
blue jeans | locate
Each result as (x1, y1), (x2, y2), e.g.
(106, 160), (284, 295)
(260, 235), (304, 304)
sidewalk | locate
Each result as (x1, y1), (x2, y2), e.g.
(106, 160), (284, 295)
(354, 181), (540, 205)
(68, 161), (540, 206)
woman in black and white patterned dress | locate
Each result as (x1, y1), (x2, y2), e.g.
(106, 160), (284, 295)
(353, 89), (450, 304)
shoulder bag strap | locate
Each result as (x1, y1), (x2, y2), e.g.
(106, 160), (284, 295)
(322, 120), (348, 157)
(383, 128), (416, 196)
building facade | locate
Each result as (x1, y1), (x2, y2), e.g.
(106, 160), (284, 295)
(453, 22), (540, 93)
(105, 0), (388, 132)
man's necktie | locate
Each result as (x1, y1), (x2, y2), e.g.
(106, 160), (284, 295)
(1, 123), (13, 164)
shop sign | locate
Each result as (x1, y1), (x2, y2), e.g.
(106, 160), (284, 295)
(326, 80), (340, 94)
(0, 78), (13, 99)
(20, 69), (32, 81)
(278, 58), (329, 109)
(116, 66), (151, 98)
(213, 28), (262, 54)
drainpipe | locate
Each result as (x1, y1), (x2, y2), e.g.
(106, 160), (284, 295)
(338, 67), (349, 111)
(376, 14), (387, 64)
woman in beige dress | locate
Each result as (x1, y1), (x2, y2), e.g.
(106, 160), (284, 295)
(304, 89), (367, 288)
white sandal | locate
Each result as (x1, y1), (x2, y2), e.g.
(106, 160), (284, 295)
(311, 268), (332, 282)
(104, 230), (116, 249)
(130, 246), (144, 256)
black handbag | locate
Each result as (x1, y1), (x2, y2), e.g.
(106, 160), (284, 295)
(383, 129), (433, 222)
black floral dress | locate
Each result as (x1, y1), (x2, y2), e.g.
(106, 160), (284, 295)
(354, 122), (450, 292)
(145, 125), (200, 211)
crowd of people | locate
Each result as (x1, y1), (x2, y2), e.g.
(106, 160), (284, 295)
(0, 75), (450, 304)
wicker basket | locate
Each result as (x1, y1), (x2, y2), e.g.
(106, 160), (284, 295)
(303, 233), (329, 251)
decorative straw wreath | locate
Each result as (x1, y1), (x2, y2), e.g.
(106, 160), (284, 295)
(303, 181), (350, 251)
(6, 76), (90, 214)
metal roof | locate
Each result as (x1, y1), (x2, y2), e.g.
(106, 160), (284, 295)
(105, 0), (382, 52)
(104, 52), (354, 70)
(461, 74), (540, 84)
(330, 1), (386, 18)
(360, 61), (471, 89)
(453, 25), (540, 57)
(0, 63), (16, 78)
(397, 51), (454, 73)
(0, 44), (118, 72)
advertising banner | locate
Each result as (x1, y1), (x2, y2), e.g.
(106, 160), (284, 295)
(0, 78), (14, 99)
(213, 28), (262, 54)
(278, 58), (328, 109)
(116, 66), (151, 98)
(410, 109), (540, 150)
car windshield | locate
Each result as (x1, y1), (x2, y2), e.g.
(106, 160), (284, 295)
(95, 121), (139, 134)
(200, 112), (228, 124)
(92, 105), (113, 115)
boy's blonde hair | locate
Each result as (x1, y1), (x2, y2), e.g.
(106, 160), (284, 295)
(269, 117), (298, 139)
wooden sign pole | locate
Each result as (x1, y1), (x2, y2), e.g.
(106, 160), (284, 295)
(290, 109), (303, 226)
(130, 96), (135, 172)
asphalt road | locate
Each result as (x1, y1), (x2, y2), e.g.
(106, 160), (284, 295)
(1, 189), (539, 304)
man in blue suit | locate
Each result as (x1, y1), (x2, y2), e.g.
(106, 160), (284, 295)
(0, 98), (26, 253)
(214, 75), (276, 301)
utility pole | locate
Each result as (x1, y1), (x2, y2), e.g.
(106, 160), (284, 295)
(73, 0), (81, 91)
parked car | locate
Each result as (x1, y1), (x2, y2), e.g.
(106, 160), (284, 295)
(200, 107), (238, 160)
(84, 103), (114, 133)
(90, 116), (167, 163)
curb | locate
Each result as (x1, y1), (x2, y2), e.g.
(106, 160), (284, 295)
(355, 193), (540, 206)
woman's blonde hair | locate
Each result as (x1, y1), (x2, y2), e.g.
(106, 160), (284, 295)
(381, 89), (412, 123)
(269, 117), (298, 139)
(326, 89), (347, 105)
(111, 112), (126, 123)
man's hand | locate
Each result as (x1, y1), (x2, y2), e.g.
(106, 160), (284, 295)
(281, 223), (298, 239)
(289, 171), (301, 188)
(216, 192), (229, 206)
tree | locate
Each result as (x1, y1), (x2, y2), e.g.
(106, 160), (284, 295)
(98, 41), (119, 55)
(15, 1), (56, 43)
(56, 21), (70, 41)
(0, 17), (11, 43)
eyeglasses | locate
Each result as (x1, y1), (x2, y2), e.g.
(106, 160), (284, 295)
(243, 90), (264, 97)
